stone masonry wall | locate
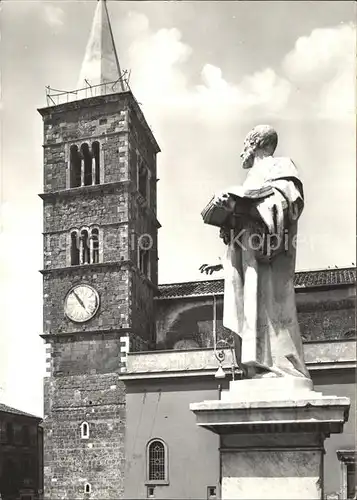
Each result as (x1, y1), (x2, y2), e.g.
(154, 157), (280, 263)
(44, 374), (125, 499)
(155, 286), (356, 348)
(128, 106), (157, 216)
(43, 188), (129, 233)
(50, 333), (125, 376)
(43, 188), (130, 269)
(42, 267), (130, 335)
(42, 96), (131, 192)
(40, 92), (160, 499)
(129, 273), (156, 351)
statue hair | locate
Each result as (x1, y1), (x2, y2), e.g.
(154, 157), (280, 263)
(245, 125), (278, 156)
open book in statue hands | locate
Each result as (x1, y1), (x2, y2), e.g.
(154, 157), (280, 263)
(201, 184), (274, 228)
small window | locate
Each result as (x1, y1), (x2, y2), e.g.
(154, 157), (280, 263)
(84, 483), (91, 494)
(207, 486), (217, 499)
(147, 439), (168, 484)
(147, 486), (155, 498)
(81, 422), (90, 439)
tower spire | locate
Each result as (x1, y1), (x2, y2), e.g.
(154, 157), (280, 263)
(77, 0), (126, 93)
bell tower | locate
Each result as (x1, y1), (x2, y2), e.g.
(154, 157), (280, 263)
(39, 1), (160, 497)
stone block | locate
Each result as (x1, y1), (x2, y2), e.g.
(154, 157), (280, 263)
(190, 379), (350, 500)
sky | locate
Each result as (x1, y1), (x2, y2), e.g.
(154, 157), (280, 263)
(0, 0), (356, 416)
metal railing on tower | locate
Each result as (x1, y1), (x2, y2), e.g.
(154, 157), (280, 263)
(45, 70), (131, 107)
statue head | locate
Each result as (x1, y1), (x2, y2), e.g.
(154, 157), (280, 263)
(240, 125), (278, 169)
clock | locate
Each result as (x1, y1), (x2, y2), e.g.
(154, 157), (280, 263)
(64, 284), (99, 323)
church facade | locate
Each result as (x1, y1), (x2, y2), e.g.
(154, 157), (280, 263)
(39, 1), (356, 499)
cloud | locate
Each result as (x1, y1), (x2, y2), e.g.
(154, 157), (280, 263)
(124, 14), (355, 124)
(43, 4), (65, 28)
(282, 24), (356, 118)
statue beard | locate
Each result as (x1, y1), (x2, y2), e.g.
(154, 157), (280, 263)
(241, 148), (255, 169)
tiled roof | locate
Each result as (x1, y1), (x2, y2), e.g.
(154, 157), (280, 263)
(0, 403), (41, 420)
(157, 267), (356, 299)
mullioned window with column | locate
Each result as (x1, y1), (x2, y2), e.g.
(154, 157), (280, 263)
(68, 226), (101, 266)
(68, 141), (102, 188)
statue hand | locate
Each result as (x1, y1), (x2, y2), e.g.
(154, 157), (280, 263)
(219, 227), (231, 245)
(199, 263), (223, 275)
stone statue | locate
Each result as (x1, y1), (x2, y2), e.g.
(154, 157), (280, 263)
(200, 125), (310, 379)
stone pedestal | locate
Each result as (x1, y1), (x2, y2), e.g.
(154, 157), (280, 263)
(190, 379), (350, 500)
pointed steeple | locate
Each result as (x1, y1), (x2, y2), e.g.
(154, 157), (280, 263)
(77, 0), (126, 93)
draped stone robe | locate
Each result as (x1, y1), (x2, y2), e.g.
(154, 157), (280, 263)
(222, 156), (310, 378)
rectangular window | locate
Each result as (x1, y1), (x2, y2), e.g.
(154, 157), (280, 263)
(147, 486), (155, 498)
(207, 486), (217, 499)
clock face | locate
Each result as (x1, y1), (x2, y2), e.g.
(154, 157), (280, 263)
(65, 285), (99, 323)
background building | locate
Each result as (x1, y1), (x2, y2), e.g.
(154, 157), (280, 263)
(0, 404), (43, 500)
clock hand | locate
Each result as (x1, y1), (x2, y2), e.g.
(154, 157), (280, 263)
(73, 291), (88, 312)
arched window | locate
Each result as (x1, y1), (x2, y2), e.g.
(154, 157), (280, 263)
(80, 422), (89, 439)
(91, 228), (99, 264)
(71, 231), (80, 265)
(81, 143), (92, 186)
(147, 439), (168, 484)
(80, 230), (90, 265)
(92, 141), (100, 185)
(70, 145), (81, 188)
